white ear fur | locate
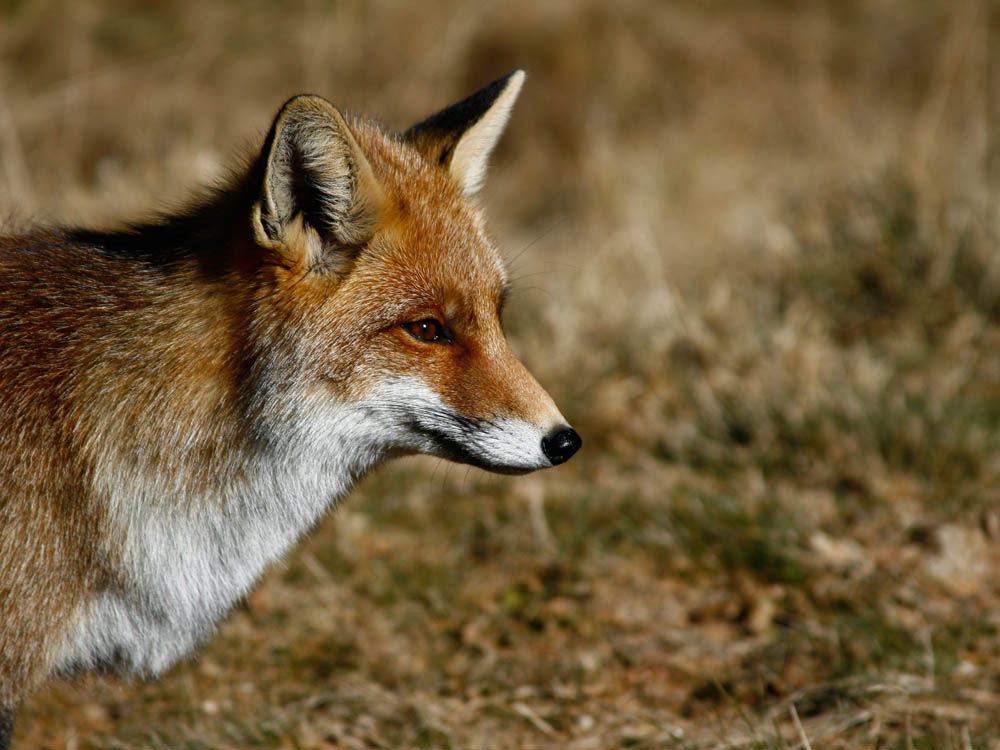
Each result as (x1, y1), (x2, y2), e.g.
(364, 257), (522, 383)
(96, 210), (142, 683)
(449, 70), (524, 195)
(254, 95), (383, 262)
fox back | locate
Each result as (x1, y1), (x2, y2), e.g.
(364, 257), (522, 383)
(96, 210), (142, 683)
(0, 71), (579, 746)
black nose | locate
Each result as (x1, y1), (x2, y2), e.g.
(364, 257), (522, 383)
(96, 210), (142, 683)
(541, 427), (581, 465)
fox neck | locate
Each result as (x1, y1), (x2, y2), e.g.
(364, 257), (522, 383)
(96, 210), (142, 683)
(101, 398), (385, 590)
(60, 388), (391, 679)
(52, 229), (395, 677)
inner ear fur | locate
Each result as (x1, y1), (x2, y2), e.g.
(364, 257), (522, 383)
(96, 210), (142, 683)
(252, 95), (383, 267)
(405, 70), (525, 196)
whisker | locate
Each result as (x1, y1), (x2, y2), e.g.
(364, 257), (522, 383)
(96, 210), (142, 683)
(504, 216), (567, 270)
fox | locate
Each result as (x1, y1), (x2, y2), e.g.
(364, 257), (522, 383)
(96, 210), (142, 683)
(0, 70), (580, 747)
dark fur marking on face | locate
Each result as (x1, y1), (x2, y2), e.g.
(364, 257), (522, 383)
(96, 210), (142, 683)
(498, 282), (512, 317)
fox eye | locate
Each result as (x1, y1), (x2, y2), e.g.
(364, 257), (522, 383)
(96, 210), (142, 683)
(403, 318), (451, 344)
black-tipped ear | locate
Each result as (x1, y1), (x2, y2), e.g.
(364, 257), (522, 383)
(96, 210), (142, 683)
(252, 95), (382, 266)
(405, 70), (525, 196)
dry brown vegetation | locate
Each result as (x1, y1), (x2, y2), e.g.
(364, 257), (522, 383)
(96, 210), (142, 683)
(3, 0), (1000, 747)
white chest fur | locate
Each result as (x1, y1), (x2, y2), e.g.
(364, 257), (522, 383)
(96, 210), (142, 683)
(53, 399), (389, 678)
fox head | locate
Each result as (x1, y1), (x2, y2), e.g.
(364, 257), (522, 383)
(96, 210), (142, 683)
(241, 71), (580, 476)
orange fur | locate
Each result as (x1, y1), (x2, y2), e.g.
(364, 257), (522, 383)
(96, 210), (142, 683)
(0, 71), (578, 746)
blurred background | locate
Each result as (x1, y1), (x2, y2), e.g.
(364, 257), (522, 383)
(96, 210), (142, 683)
(5, 0), (999, 747)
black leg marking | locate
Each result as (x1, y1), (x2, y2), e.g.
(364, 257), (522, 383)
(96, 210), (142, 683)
(0, 708), (14, 750)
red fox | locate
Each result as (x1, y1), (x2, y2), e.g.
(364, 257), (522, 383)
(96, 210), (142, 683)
(0, 70), (579, 746)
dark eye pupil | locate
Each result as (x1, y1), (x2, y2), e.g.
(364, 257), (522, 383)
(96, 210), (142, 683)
(409, 319), (439, 341)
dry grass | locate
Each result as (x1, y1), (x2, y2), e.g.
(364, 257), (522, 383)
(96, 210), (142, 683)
(4, 0), (1000, 747)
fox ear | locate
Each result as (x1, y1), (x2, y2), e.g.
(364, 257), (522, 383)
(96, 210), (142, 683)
(252, 95), (382, 265)
(405, 70), (525, 196)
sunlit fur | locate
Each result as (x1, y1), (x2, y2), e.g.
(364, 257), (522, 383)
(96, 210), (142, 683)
(0, 71), (575, 744)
